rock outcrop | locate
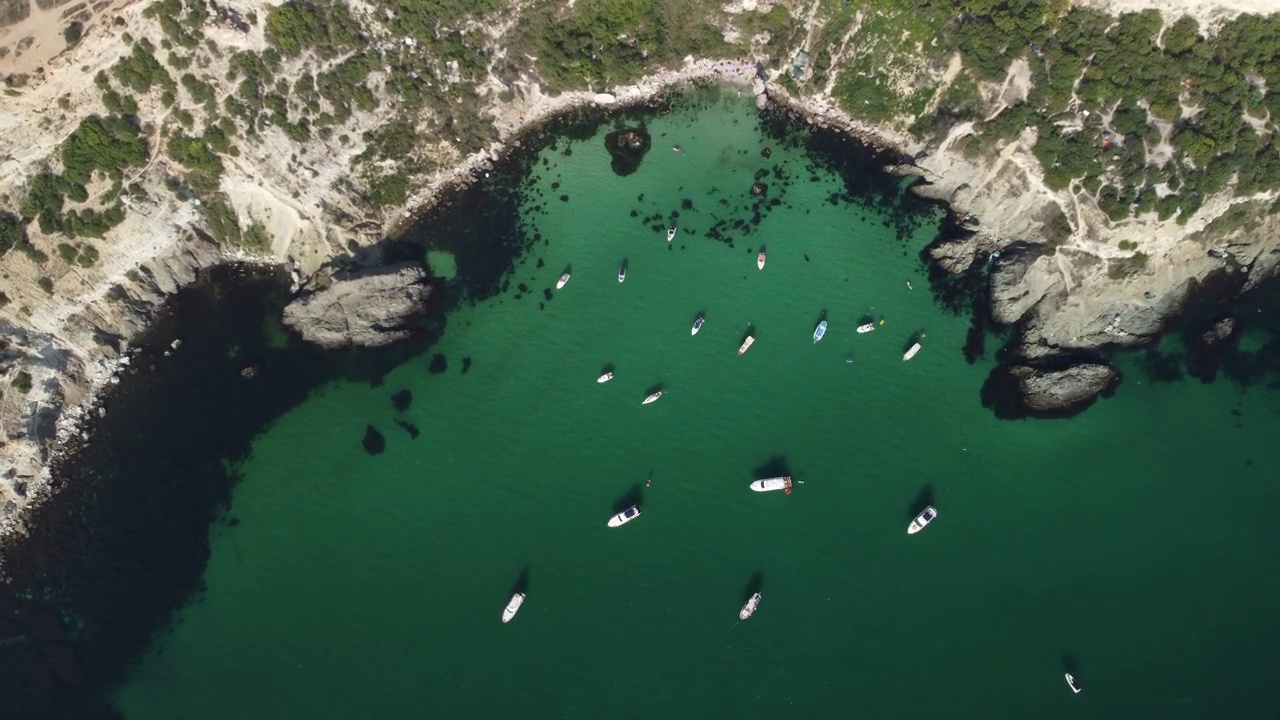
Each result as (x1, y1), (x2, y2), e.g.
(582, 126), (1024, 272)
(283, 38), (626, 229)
(282, 264), (431, 348)
(984, 361), (1119, 419)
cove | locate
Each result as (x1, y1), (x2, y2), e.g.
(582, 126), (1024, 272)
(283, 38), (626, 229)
(6, 89), (1278, 719)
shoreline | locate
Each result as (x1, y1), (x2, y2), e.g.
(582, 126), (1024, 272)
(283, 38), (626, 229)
(2, 57), (913, 541)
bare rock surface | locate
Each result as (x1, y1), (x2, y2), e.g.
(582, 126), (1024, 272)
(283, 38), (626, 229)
(282, 264), (431, 348)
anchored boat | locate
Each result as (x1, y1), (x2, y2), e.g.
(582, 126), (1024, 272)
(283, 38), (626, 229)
(597, 372), (613, 383)
(903, 342), (922, 361)
(856, 323), (876, 334)
(556, 272), (570, 290)
(667, 225), (677, 242)
(750, 476), (792, 493)
(1065, 673), (1082, 694)
(813, 320), (827, 343)
(738, 335), (755, 355)
(691, 316), (704, 335)
(608, 504), (642, 527)
(757, 252), (766, 270)
(502, 592), (525, 623)
(618, 265), (626, 283)
(740, 592), (762, 620)
(908, 506), (937, 534)
(642, 391), (663, 405)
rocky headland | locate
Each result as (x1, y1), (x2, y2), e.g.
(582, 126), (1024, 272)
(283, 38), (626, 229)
(3, 0), (1280, 536)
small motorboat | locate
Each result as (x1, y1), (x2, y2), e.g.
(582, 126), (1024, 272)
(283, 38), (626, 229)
(502, 592), (525, 623)
(813, 320), (827, 343)
(691, 316), (704, 335)
(641, 391), (663, 405)
(618, 265), (626, 283)
(757, 252), (766, 270)
(667, 225), (677, 242)
(856, 323), (876, 334)
(1065, 673), (1082, 694)
(739, 592), (762, 620)
(750, 476), (792, 493)
(597, 372), (613, 383)
(556, 272), (570, 289)
(908, 506), (937, 534)
(903, 342), (922, 361)
(608, 504), (641, 527)
(738, 335), (755, 355)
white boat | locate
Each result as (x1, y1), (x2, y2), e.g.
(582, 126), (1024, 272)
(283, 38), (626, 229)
(608, 504), (641, 527)
(667, 225), (677, 242)
(856, 323), (876, 334)
(597, 372), (613, 383)
(813, 320), (827, 343)
(908, 506), (937, 534)
(691, 316), (704, 335)
(618, 265), (626, 283)
(750, 476), (792, 493)
(738, 336), (755, 355)
(641, 391), (663, 405)
(502, 592), (525, 623)
(903, 342), (922, 361)
(1065, 673), (1082, 694)
(757, 252), (765, 270)
(556, 272), (570, 289)
(739, 592), (762, 620)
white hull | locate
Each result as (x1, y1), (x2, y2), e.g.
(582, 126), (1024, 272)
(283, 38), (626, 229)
(813, 321), (827, 343)
(692, 317), (704, 335)
(740, 592), (762, 620)
(502, 592), (525, 623)
(608, 505), (642, 527)
(856, 323), (876, 334)
(908, 506), (937, 534)
(738, 336), (755, 355)
(667, 227), (677, 242)
(757, 253), (765, 270)
(597, 372), (613, 383)
(556, 273), (570, 289)
(903, 342), (921, 361)
(642, 391), (663, 405)
(750, 476), (792, 492)
(1065, 673), (1082, 694)
(618, 268), (626, 283)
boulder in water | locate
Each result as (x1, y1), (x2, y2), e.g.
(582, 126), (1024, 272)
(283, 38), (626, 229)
(604, 127), (651, 176)
(283, 263), (431, 349)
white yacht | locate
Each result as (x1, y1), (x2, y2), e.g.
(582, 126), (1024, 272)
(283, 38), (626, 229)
(608, 505), (642, 527)
(556, 272), (570, 289)
(691, 316), (704, 335)
(903, 342), (922, 361)
(739, 592), (762, 620)
(738, 335), (755, 355)
(642, 391), (663, 405)
(502, 592), (525, 623)
(667, 225), (677, 242)
(750, 476), (792, 493)
(597, 372), (613, 383)
(908, 506), (937, 534)
(856, 323), (876, 334)
(1065, 673), (1082, 694)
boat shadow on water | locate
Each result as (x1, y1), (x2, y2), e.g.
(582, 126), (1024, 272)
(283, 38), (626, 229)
(612, 484), (645, 514)
(1061, 652), (1081, 675)
(907, 484), (935, 519)
(508, 566), (531, 597)
(752, 455), (790, 480)
(742, 571), (764, 601)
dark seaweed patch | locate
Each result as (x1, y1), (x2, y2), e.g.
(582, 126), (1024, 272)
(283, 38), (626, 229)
(393, 419), (421, 439)
(391, 389), (413, 412)
(363, 425), (386, 454)
(428, 353), (448, 374)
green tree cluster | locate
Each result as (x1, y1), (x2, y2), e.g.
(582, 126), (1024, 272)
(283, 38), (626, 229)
(265, 0), (363, 58)
(112, 38), (175, 94)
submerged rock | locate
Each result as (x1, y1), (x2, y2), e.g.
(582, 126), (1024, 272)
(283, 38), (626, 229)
(283, 263), (431, 348)
(391, 389), (413, 412)
(604, 127), (651, 176)
(1186, 316), (1239, 382)
(362, 424), (386, 455)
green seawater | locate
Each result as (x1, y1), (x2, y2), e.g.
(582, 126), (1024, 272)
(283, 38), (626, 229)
(115, 92), (1280, 718)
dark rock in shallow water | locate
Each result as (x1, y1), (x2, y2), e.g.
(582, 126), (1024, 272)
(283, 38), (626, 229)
(394, 419), (421, 439)
(604, 127), (651, 176)
(983, 362), (1120, 419)
(282, 263), (431, 348)
(1186, 316), (1238, 383)
(461, 357), (472, 374)
(363, 425), (386, 454)
(391, 389), (413, 412)
(428, 353), (448, 374)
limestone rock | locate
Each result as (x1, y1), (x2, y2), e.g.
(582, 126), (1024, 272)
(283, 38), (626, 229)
(1010, 363), (1118, 414)
(282, 263), (431, 348)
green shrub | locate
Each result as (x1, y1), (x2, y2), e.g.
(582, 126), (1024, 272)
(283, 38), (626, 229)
(1118, 239), (1138, 251)
(61, 115), (149, 185)
(265, 0), (362, 58)
(10, 370), (33, 393)
(367, 175), (409, 206)
(37, 276), (54, 294)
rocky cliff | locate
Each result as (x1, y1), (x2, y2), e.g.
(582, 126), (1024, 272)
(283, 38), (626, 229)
(282, 264), (432, 349)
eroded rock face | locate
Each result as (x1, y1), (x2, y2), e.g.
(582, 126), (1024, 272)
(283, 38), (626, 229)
(282, 263), (431, 348)
(983, 362), (1119, 419)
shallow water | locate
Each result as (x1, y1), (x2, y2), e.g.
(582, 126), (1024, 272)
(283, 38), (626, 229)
(114, 92), (1280, 719)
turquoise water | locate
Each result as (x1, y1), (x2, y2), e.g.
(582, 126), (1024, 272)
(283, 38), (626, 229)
(114, 92), (1280, 718)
